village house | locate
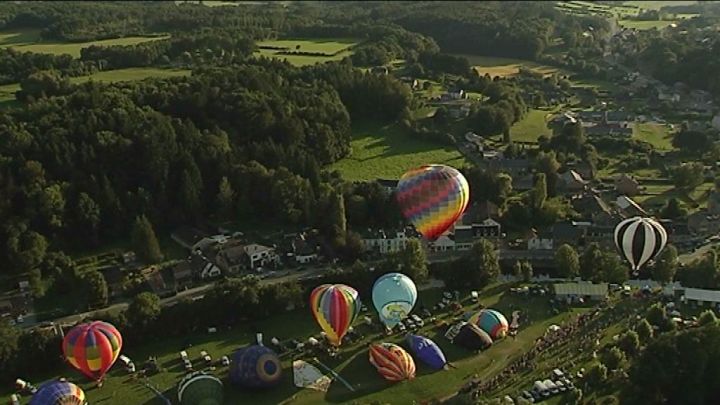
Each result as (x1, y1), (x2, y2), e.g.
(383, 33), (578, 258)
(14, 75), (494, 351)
(171, 226), (210, 250)
(558, 170), (588, 193)
(616, 195), (647, 217)
(101, 265), (125, 299)
(553, 221), (589, 247)
(281, 232), (319, 265)
(614, 173), (641, 196)
(488, 158), (531, 177)
(571, 192), (618, 225)
(172, 260), (194, 289)
(362, 229), (410, 254)
(213, 241), (279, 273)
(687, 211), (720, 235)
(527, 229), (553, 250)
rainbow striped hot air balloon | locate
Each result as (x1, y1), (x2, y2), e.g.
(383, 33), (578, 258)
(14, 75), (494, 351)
(62, 321), (123, 382)
(29, 380), (86, 405)
(309, 284), (361, 346)
(368, 343), (416, 382)
(395, 164), (470, 240)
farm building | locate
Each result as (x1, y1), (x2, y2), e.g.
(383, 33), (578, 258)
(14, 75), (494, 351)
(683, 288), (720, 308)
(553, 283), (608, 302)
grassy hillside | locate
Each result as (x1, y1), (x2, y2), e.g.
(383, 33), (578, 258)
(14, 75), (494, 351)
(330, 122), (469, 181)
(454, 54), (562, 78)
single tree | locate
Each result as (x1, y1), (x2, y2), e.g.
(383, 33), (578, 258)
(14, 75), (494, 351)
(555, 244), (580, 278)
(651, 245), (678, 284)
(617, 330), (640, 357)
(636, 318), (654, 344)
(601, 346), (625, 371)
(398, 238), (429, 282)
(580, 242), (603, 281)
(84, 270), (108, 308)
(131, 215), (163, 264)
(698, 309), (718, 326)
(127, 292), (161, 328)
(531, 173), (547, 210)
(521, 260), (533, 282)
(463, 239), (500, 288)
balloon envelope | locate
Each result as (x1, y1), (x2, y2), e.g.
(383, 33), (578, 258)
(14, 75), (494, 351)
(29, 381), (85, 405)
(177, 372), (224, 405)
(62, 321), (122, 381)
(395, 164), (470, 240)
(229, 345), (283, 389)
(614, 216), (667, 271)
(372, 273), (417, 329)
(368, 343), (416, 382)
(405, 334), (447, 370)
(454, 323), (493, 351)
(467, 309), (509, 340)
(309, 284), (361, 346)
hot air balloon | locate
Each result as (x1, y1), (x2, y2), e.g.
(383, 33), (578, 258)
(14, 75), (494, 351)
(453, 323), (493, 351)
(395, 164), (470, 240)
(229, 345), (283, 389)
(405, 334), (447, 370)
(368, 343), (416, 382)
(614, 216), (667, 272)
(177, 371), (224, 405)
(29, 380), (86, 405)
(372, 273), (417, 329)
(309, 284), (361, 346)
(466, 309), (509, 340)
(62, 321), (122, 381)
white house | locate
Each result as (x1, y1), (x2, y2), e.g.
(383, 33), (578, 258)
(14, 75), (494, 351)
(426, 235), (456, 252)
(244, 244), (280, 269)
(362, 230), (410, 254)
(528, 234), (553, 250)
(712, 113), (720, 131)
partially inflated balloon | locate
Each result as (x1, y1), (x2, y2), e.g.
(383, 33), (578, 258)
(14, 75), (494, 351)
(405, 334), (447, 370)
(309, 284), (361, 346)
(62, 321), (122, 381)
(466, 309), (509, 340)
(396, 164), (470, 240)
(229, 345), (283, 389)
(29, 380), (86, 405)
(372, 273), (417, 329)
(368, 343), (416, 382)
(178, 371), (224, 405)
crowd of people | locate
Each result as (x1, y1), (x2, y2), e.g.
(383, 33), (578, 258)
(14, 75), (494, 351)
(460, 298), (642, 401)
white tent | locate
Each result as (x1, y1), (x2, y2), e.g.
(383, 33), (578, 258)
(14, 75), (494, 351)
(308, 337), (319, 346)
(547, 324), (561, 333)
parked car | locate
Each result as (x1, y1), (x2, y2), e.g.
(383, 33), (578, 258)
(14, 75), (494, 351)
(544, 379), (558, 395)
(555, 380), (567, 392)
(552, 368), (565, 380)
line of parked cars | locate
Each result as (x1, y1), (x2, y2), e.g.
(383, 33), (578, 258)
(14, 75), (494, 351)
(518, 369), (575, 403)
(393, 311), (432, 334)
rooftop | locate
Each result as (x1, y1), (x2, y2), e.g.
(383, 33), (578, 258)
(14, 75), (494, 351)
(553, 283), (608, 297)
(685, 287), (720, 303)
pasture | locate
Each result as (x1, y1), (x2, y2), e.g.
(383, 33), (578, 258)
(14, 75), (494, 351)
(0, 29), (169, 58)
(510, 108), (557, 143)
(454, 54), (562, 78)
(7, 283), (584, 405)
(254, 38), (357, 67)
(329, 122), (469, 182)
(68, 68), (191, 84)
(633, 122), (673, 150)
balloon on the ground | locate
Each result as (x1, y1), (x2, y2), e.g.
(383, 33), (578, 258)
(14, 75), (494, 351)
(614, 216), (667, 271)
(62, 321), (122, 381)
(177, 371), (224, 405)
(405, 334), (447, 370)
(309, 284), (361, 346)
(395, 164), (470, 240)
(466, 309), (509, 340)
(368, 343), (416, 382)
(292, 360), (332, 392)
(230, 345), (283, 389)
(29, 380), (86, 405)
(454, 323), (493, 351)
(372, 272), (417, 329)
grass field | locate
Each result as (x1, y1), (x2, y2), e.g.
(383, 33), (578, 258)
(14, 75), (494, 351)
(0, 82), (20, 103)
(619, 20), (677, 30)
(633, 122), (673, 150)
(329, 122), (469, 182)
(8, 283), (585, 405)
(0, 29), (169, 58)
(454, 54), (562, 78)
(254, 38), (357, 67)
(510, 108), (556, 143)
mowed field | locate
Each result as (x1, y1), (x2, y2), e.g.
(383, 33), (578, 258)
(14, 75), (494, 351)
(254, 38), (357, 67)
(454, 54), (563, 78)
(0, 29), (169, 57)
(7, 284), (585, 405)
(510, 108), (556, 143)
(330, 122), (469, 181)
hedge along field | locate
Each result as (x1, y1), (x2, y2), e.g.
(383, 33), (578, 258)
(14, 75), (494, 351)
(0, 29), (170, 58)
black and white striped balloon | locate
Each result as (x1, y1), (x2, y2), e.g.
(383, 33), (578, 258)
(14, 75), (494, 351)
(614, 216), (668, 271)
